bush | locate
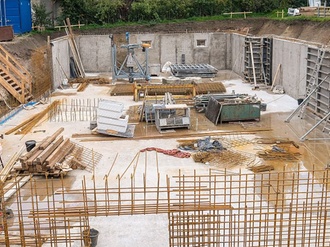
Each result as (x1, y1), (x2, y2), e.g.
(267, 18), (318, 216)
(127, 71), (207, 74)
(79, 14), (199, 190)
(32, 3), (52, 27)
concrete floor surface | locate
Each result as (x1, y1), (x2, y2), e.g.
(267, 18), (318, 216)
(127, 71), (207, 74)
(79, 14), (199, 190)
(1, 78), (330, 246)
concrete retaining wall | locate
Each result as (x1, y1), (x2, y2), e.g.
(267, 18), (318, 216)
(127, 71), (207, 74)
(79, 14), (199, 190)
(231, 34), (246, 77)
(51, 33), (314, 100)
(272, 38), (308, 99)
(77, 35), (112, 73)
(74, 33), (232, 75)
(51, 37), (70, 89)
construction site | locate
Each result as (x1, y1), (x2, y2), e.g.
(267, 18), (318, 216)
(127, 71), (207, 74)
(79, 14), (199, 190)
(0, 18), (330, 247)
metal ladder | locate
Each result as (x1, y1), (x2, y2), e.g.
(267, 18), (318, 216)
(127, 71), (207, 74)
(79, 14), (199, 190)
(299, 48), (325, 118)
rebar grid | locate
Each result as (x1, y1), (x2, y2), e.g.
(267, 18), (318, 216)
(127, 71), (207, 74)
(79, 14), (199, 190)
(49, 98), (100, 122)
(0, 167), (330, 246)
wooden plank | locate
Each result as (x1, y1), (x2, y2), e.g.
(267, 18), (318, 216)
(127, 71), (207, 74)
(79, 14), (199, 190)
(5, 112), (39, 135)
(4, 176), (31, 202)
(271, 64), (282, 91)
(47, 143), (75, 171)
(26, 149), (43, 166)
(65, 18), (85, 77)
(39, 127), (64, 150)
(45, 139), (74, 168)
(71, 157), (87, 170)
(5, 101), (60, 135)
(19, 127), (64, 162)
(0, 147), (24, 183)
(20, 142), (42, 162)
(35, 136), (64, 164)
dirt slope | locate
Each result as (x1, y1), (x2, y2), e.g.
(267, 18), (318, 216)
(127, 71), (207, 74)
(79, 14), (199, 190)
(73, 18), (330, 45)
(2, 18), (330, 64)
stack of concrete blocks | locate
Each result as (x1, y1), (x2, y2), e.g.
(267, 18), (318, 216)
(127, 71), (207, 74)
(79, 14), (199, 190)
(97, 100), (129, 134)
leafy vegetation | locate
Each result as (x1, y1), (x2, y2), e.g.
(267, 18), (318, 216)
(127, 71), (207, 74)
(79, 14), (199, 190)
(28, 0), (328, 33)
(32, 3), (52, 27)
(56, 0), (318, 25)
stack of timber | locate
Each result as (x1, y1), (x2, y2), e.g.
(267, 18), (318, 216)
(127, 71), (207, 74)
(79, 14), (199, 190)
(15, 128), (86, 176)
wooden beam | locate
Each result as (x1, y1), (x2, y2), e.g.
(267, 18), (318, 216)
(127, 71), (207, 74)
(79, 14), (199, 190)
(271, 64), (282, 91)
(35, 136), (64, 164)
(39, 127), (64, 150)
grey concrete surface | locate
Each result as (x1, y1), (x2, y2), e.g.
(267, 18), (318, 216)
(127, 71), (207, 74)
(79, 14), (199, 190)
(77, 35), (112, 73)
(51, 32), (323, 101)
(272, 38), (308, 99)
(51, 36), (70, 89)
(230, 34), (245, 77)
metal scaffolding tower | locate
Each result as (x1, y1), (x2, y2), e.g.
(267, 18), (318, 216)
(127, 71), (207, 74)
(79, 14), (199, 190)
(110, 32), (150, 83)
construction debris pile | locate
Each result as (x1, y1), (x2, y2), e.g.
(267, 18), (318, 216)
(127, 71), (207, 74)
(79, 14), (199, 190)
(247, 138), (302, 172)
(257, 144), (301, 161)
(178, 136), (225, 151)
(140, 147), (191, 158)
(14, 128), (86, 176)
(254, 138), (301, 162)
(178, 136), (255, 168)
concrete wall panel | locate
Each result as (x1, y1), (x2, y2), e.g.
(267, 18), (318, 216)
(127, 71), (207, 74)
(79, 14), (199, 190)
(51, 37), (70, 89)
(77, 35), (111, 73)
(51, 33), (312, 102)
(272, 38), (307, 99)
(193, 33), (210, 64)
(159, 34), (194, 66)
(231, 34), (245, 77)
(209, 33), (228, 69)
(135, 34), (160, 65)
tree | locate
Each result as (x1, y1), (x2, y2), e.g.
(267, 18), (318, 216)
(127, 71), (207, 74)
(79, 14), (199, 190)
(32, 3), (52, 27)
(96, 0), (123, 23)
(59, 0), (99, 24)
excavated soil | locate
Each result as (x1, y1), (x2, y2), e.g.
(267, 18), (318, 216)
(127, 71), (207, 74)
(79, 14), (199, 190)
(1, 18), (330, 65)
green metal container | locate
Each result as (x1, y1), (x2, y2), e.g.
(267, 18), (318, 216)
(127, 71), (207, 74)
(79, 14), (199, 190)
(219, 103), (261, 123)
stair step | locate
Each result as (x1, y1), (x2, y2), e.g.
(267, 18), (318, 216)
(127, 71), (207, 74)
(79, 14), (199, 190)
(7, 81), (15, 86)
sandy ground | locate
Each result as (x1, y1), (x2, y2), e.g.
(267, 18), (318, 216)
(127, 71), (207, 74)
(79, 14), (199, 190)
(1, 77), (330, 246)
